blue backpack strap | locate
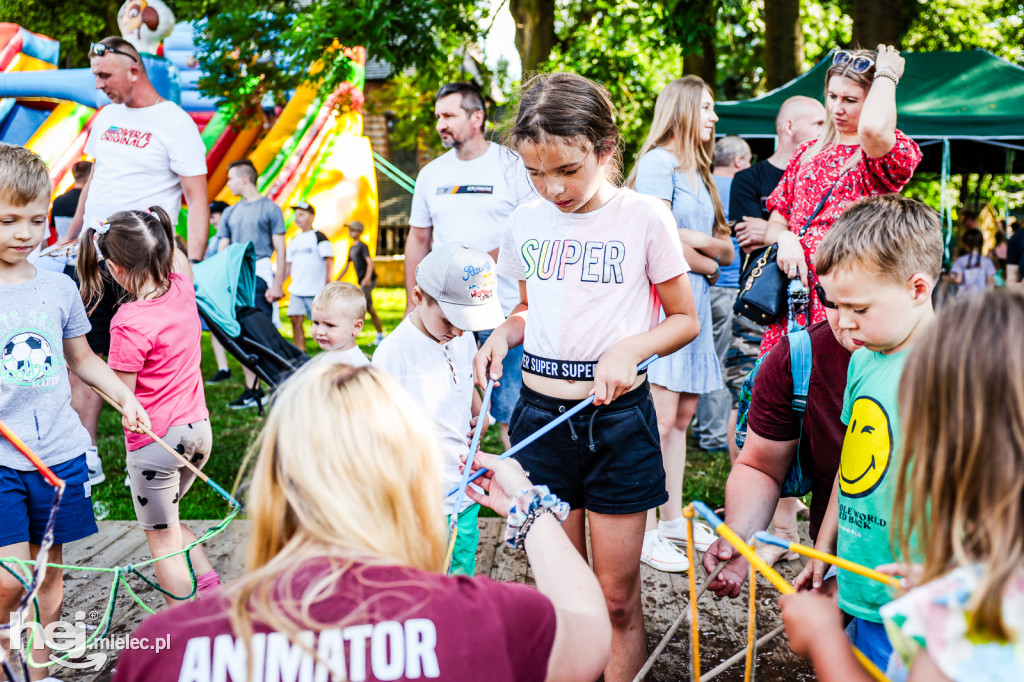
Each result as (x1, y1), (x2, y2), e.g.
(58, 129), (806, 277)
(788, 328), (812, 414)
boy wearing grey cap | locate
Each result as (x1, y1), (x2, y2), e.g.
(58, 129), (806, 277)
(373, 243), (505, 575)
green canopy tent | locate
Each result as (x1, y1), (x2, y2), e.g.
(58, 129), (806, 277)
(715, 49), (1024, 176)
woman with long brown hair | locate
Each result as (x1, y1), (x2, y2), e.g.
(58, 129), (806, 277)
(760, 45), (922, 356)
(627, 76), (735, 572)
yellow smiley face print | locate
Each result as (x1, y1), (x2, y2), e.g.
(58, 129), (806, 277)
(839, 397), (893, 498)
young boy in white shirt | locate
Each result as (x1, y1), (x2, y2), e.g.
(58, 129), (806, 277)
(286, 201), (334, 352)
(373, 243), (505, 576)
(310, 282), (370, 367)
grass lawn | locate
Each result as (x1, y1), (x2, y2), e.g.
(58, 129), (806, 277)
(92, 287), (730, 520)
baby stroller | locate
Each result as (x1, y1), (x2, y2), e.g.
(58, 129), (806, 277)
(193, 243), (309, 406)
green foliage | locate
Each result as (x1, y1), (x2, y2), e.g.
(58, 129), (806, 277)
(543, 1), (686, 164)
(801, 0), (852, 65)
(0, 0), (119, 68)
(714, 0), (766, 100)
(178, 0), (485, 121)
(902, 0), (1024, 63)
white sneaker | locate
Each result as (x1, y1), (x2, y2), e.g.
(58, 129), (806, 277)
(659, 517), (718, 552)
(86, 446), (105, 485)
(640, 531), (690, 572)
(373, 332), (386, 346)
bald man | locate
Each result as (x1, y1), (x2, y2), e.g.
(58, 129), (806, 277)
(732, 96), (826, 252)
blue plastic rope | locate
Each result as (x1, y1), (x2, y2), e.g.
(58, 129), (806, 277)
(447, 355), (659, 495)
(448, 379), (494, 515)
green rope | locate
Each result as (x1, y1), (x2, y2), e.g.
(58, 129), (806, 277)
(372, 150), (416, 194)
(2, 480), (241, 671)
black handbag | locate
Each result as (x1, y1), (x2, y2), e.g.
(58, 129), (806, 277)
(733, 179), (840, 325)
(734, 244), (789, 324)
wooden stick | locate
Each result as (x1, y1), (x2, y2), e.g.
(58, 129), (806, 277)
(631, 561), (728, 682)
(699, 625), (785, 682)
(744, 560), (757, 682)
(91, 387), (209, 483)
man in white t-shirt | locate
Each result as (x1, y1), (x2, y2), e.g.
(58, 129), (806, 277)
(405, 82), (534, 448)
(68, 37), (209, 258)
(64, 36), (209, 486)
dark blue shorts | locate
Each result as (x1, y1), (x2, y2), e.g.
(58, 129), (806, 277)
(508, 380), (667, 514)
(0, 455), (98, 547)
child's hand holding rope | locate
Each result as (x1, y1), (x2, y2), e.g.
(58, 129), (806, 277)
(120, 394), (151, 434)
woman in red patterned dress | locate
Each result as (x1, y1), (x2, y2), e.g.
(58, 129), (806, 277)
(759, 45), (923, 356)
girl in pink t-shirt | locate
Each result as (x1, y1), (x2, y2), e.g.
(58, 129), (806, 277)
(477, 72), (700, 681)
(78, 206), (219, 604)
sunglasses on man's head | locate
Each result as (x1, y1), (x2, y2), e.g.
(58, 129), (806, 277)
(90, 42), (139, 63)
(814, 283), (837, 310)
(833, 50), (874, 74)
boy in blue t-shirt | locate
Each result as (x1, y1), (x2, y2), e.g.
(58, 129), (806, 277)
(0, 143), (149, 671)
(792, 194), (944, 669)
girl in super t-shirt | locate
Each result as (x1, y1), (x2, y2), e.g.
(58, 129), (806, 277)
(78, 206), (219, 604)
(476, 72), (700, 681)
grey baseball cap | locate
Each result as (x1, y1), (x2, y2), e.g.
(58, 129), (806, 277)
(415, 243), (505, 332)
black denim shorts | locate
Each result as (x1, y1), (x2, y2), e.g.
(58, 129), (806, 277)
(508, 380), (667, 514)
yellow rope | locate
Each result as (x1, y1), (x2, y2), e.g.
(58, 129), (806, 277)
(684, 506), (700, 682)
(691, 502), (891, 682)
(754, 532), (901, 589)
(745, 560), (757, 682)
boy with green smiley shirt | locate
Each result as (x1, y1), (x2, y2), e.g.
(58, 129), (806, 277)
(794, 195), (943, 669)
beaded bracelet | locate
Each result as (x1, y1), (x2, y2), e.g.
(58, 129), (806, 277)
(504, 485), (571, 550)
(874, 72), (899, 87)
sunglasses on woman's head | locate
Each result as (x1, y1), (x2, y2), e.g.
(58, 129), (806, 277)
(90, 42), (139, 63)
(814, 283), (838, 310)
(833, 50), (874, 74)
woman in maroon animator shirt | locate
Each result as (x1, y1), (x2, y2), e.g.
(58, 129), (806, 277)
(113, 363), (611, 682)
(759, 45), (922, 357)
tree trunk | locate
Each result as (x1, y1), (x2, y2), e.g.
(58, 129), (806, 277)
(681, 4), (717, 86)
(851, 0), (920, 48)
(764, 0), (803, 89)
(510, 0), (556, 73)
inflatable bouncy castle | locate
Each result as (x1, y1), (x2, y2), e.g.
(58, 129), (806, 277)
(0, 1), (377, 281)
